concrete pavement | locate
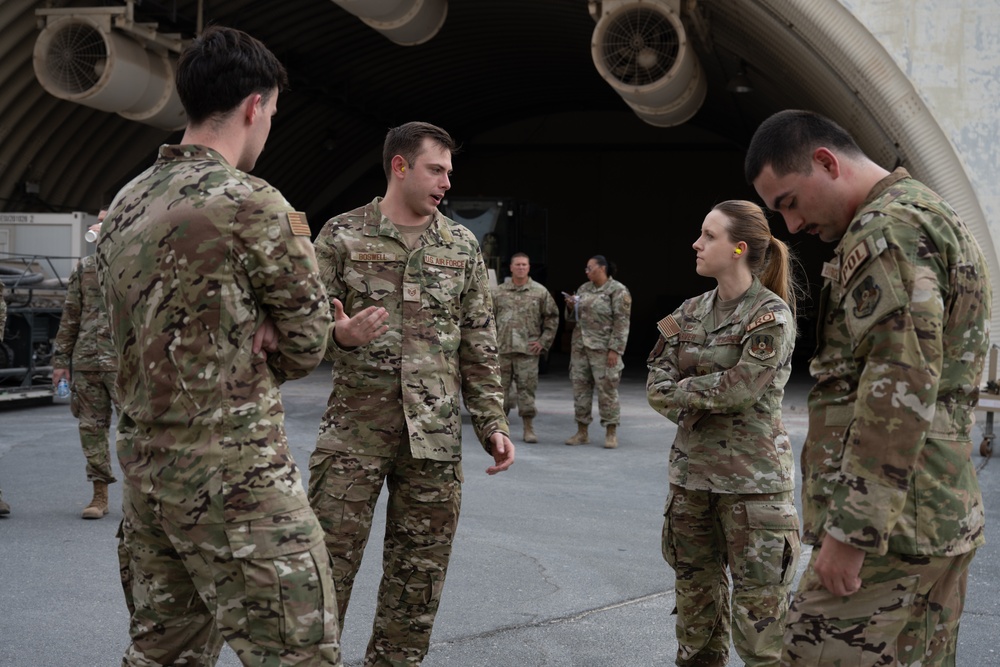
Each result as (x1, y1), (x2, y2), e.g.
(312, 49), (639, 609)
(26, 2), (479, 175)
(1, 357), (998, 666)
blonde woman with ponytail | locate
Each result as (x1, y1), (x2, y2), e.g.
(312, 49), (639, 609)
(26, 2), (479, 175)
(646, 200), (802, 667)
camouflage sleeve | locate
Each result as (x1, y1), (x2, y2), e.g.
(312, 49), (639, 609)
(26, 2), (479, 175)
(674, 307), (793, 414)
(312, 222), (349, 361)
(608, 283), (632, 354)
(52, 262), (83, 368)
(646, 312), (685, 425)
(826, 226), (940, 554)
(459, 246), (509, 449)
(539, 288), (559, 351)
(237, 188), (331, 384)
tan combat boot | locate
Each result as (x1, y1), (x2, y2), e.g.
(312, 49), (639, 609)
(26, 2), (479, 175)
(565, 423), (589, 445)
(0, 497), (10, 516)
(522, 417), (538, 443)
(81, 481), (109, 520)
(604, 424), (618, 449)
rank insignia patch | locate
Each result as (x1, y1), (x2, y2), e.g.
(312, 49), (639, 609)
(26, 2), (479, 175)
(852, 275), (881, 318)
(748, 334), (776, 360)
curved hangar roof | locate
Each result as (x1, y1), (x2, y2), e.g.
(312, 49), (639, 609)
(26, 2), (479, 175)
(1, 0), (990, 260)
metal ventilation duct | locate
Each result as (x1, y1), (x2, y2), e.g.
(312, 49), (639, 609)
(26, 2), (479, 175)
(332, 0), (448, 46)
(590, 0), (706, 127)
(33, 15), (185, 131)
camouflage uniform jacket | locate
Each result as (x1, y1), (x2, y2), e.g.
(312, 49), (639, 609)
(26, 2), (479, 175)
(313, 197), (508, 461)
(492, 278), (559, 355)
(566, 278), (631, 354)
(647, 277), (796, 494)
(805, 168), (990, 556)
(96, 144), (331, 525)
(53, 254), (117, 372)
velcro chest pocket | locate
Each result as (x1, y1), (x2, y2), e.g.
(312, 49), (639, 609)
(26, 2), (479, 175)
(344, 255), (401, 302)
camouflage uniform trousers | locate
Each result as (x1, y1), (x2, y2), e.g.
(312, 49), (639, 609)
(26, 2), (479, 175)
(119, 484), (342, 667)
(307, 439), (462, 667)
(569, 342), (623, 426)
(69, 370), (119, 484)
(663, 485), (800, 667)
(499, 352), (541, 418)
(781, 546), (976, 667)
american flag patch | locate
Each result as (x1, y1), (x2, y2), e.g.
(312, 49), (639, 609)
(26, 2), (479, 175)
(286, 211), (310, 236)
(657, 315), (680, 339)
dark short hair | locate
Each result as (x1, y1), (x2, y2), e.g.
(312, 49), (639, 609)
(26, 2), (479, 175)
(382, 122), (458, 180)
(176, 25), (288, 124)
(510, 252), (530, 262)
(591, 254), (617, 278)
(744, 109), (864, 184)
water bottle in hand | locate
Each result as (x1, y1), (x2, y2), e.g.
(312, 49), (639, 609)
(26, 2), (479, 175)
(56, 378), (70, 398)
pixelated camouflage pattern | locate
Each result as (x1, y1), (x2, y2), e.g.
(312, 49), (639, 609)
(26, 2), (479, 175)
(53, 254), (117, 371)
(566, 277), (631, 354)
(664, 486), (799, 667)
(96, 144), (332, 526)
(492, 277), (559, 354)
(782, 546), (974, 666)
(498, 353), (542, 418)
(69, 370), (119, 483)
(803, 169), (990, 557)
(569, 345), (624, 426)
(647, 278), (797, 494)
(312, 197), (508, 461)
(121, 485), (340, 666)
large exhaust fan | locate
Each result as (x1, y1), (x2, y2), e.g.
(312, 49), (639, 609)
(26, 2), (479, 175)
(33, 6), (187, 131)
(590, 0), (707, 127)
(332, 0), (447, 46)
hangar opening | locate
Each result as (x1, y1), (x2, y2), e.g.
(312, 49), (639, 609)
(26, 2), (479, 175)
(2, 0), (994, 366)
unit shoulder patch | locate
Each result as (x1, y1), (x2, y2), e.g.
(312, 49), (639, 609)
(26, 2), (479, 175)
(747, 333), (776, 360)
(656, 315), (680, 339)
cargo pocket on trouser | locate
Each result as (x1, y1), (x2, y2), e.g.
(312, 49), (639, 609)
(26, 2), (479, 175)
(307, 451), (380, 543)
(386, 461), (462, 608)
(225, 508), (332, 648)
(661, 490), (677, 569)
(742, 501), (801, 587)
(783, 573), (919, 667)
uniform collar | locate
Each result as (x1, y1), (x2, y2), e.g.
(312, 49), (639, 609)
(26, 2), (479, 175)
(698, 276), (763, 331)
(157, 144), (228, 164)
(362, 196), (454, 245)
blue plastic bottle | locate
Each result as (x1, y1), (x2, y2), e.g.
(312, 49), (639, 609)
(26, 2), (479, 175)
(56, 378), (70, 398)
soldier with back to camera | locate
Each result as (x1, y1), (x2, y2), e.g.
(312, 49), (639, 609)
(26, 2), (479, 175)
(52, 212), (120, 520)
(98, 25), (353, 666)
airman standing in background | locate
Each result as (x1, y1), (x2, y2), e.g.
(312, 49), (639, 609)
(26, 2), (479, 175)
(564, 255), (631, 448)
(492, 252), (559, 443)
(52, 214), (119, 520)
